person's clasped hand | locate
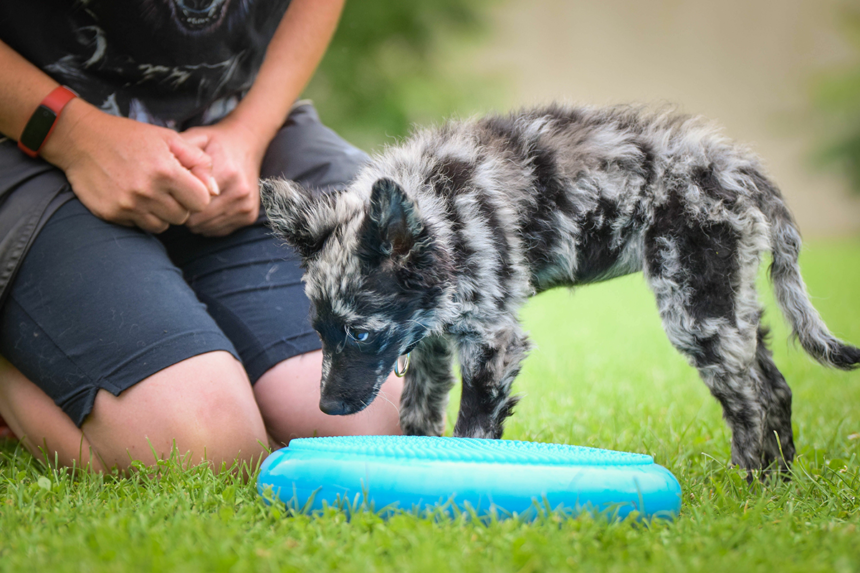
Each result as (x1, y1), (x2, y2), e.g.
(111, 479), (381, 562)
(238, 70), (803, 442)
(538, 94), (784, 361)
(41, 99), (220, 234)
(179, 117), (270, 237)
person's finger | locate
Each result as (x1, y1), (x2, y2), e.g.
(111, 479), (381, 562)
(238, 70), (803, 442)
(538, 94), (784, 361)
(163, 161), (214, 213)
(199, 218), (241, 237)
(144, 194), (191, 226)
(185, 209), (219, 234)
(168, 136), (220, 197)
(179, 130), (210, 150)
(185, 217), (209, 234)
(135, 213), (170, 234)
(186, 204), (244, 236)
(185, 192), (227, 226)
(197, 210), (255, 237)
(186, 207), (227, 234)
(187, 217), (226, 236)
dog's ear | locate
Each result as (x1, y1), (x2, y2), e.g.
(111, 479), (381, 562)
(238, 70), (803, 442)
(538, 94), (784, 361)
(260, 178), (338, 260)
(362, 178), (426, 262)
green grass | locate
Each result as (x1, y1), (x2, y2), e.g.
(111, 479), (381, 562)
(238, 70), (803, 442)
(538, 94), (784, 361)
(2, 239), (859, 572)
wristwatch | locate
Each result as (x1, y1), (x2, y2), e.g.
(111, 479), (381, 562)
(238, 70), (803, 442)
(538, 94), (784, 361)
(17, 86), (78, 158)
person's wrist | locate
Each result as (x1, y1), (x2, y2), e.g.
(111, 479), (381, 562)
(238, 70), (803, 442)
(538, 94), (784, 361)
(39, 98), (96, 170)
(16, 86), (78, 158)
(219, 111), (277, 159)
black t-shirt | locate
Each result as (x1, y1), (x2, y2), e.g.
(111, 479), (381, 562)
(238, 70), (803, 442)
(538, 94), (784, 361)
(0, 0), (291, 128)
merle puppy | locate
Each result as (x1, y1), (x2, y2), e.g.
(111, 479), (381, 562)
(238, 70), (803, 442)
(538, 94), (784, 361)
(261, 104), (859, 472)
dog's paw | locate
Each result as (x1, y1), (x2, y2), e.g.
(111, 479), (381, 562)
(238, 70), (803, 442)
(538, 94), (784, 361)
(452, 421), (503, 440)
(400, 414), (444, 437)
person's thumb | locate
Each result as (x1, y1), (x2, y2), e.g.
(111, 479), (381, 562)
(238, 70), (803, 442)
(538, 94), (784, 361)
(168, 136), (220, 196)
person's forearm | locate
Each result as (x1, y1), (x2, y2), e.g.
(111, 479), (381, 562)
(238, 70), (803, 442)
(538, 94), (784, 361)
(0, 40), (64, 141)
(0, 39), (99, 169)
(223, 0), (345, 147)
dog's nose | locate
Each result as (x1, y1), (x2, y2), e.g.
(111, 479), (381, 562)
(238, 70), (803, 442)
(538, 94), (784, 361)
(319, 396), (350, 416)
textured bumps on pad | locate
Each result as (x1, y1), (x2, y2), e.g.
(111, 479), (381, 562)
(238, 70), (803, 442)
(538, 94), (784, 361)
(288, 435), (653, 466)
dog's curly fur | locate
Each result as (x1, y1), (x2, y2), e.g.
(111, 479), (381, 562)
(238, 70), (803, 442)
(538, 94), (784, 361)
(261, 104), (860, 472)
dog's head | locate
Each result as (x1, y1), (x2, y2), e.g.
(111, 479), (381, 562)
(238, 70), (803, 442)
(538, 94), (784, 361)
(261, 177), (453, 415)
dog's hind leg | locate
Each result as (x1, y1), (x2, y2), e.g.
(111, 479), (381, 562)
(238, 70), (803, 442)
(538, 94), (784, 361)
(453, 324), (531, 439)
(644, 205), (774, 473)
(648, 279), (767, 471)
(755, 326), (795, 472)
(399, 335), (457, 436)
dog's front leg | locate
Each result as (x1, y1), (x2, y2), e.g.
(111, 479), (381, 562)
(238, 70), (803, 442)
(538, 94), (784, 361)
(399, 335), (456, 436)
(453, 326), (531, 439)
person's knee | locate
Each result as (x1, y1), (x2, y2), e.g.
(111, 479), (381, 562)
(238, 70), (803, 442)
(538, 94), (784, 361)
(254, 351), (403, 446)
(83, 352), (268, 472)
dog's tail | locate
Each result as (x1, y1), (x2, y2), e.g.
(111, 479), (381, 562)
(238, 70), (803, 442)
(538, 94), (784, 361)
(758, 174), (860, 370)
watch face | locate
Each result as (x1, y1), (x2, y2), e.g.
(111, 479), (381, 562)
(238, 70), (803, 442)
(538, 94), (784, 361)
(20, 105), (57, 151)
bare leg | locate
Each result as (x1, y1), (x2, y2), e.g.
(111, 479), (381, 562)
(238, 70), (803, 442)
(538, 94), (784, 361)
(253, 350), (403, 448)
(0, 352), (268, 473)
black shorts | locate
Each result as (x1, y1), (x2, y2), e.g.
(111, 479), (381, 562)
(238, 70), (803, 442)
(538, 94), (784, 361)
(0, 103), (368, 427)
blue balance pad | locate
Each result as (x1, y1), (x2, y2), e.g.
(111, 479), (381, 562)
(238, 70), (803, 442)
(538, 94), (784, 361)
(258, 435), (681, 520)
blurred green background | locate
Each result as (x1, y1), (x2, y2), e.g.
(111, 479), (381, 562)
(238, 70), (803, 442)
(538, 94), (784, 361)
(811, 5), (860, 196)
(305, 0), (501, 151)
(306, 0), (860, 238)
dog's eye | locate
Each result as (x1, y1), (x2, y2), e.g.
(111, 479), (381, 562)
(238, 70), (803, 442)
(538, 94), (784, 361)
(345, 327), (370, 343)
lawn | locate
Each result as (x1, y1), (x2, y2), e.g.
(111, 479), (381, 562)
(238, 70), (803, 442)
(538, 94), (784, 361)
(1, 239), (858, 573)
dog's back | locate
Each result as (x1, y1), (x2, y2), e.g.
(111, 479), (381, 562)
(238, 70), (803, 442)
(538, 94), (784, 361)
(389, 105), (769, 292)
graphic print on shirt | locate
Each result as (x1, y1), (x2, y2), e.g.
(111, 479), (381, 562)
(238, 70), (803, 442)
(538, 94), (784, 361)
(2, 0), (291, 128)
